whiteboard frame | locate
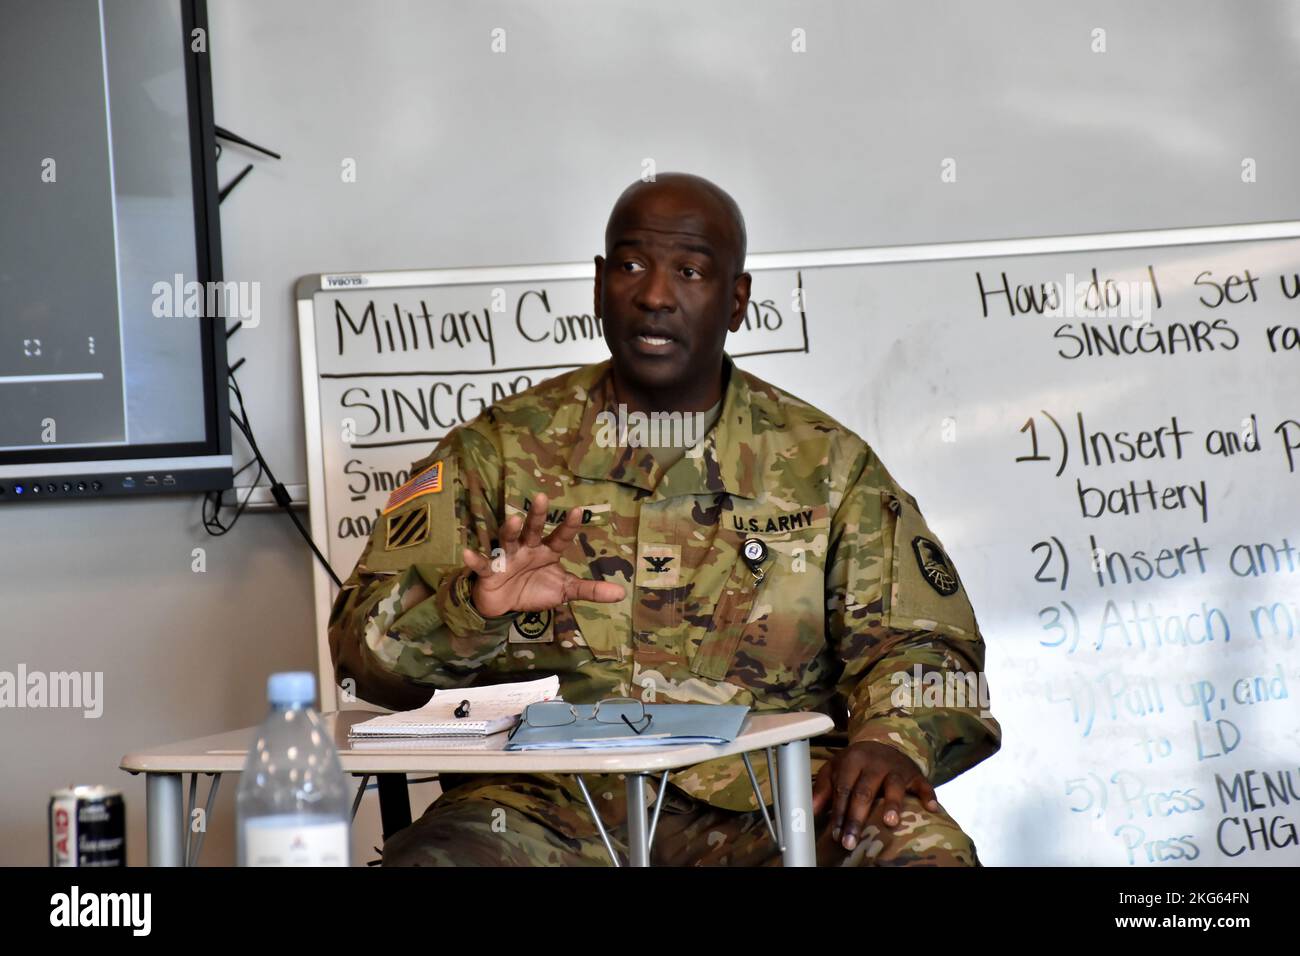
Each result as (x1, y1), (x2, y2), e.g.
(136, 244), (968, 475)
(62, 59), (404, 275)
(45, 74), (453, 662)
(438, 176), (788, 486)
(297, 217), (1300, 711)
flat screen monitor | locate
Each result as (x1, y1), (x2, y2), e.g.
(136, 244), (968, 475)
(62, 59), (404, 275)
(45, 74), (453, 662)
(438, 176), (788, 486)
(0, 0), (230, 503)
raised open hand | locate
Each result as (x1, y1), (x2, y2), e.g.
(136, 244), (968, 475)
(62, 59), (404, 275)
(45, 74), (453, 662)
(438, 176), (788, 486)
(461, 492), (626, 619)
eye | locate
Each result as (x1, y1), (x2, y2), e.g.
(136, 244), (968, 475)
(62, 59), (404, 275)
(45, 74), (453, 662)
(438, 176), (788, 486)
(621, 260), (644, 273)
(681, 266), (701, 279)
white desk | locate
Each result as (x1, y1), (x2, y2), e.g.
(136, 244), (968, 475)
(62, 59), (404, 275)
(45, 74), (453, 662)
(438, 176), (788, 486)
(121, 710), (833, 868)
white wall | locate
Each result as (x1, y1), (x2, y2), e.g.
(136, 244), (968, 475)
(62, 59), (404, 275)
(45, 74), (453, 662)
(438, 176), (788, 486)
(3, 0), (1298, 865)
(0, 497), (315, 865)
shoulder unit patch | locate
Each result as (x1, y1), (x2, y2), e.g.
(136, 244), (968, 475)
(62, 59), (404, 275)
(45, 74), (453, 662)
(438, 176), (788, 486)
(509, 609), (554, 643)
(385, 501), (431, 551)
(912, 535), (960, 596)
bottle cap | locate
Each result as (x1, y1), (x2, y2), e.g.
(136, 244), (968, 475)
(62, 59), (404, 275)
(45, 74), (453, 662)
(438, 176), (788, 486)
(268, 671), (316, 706)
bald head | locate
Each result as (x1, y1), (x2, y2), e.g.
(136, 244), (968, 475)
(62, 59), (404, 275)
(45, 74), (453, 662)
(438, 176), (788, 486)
(604, 173), (747, 276)
(593, 172), (753, 413)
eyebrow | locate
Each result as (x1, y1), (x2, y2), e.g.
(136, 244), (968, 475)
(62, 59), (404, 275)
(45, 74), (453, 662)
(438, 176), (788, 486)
(612, 237), (716, 260)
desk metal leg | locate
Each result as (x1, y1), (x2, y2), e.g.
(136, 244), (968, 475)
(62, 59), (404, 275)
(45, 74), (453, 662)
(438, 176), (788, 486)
(146, 773), (185, 867)
(625, 774), (650, 867)
(776, 739), (816, 867)
(186, 773), (222, 867)
(376, 773), (412, 840)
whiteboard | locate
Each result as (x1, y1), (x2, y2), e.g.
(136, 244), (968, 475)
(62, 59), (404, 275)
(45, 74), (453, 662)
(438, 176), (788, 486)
(215, 0), (1300, 496)
(299, 220), (1300, 866)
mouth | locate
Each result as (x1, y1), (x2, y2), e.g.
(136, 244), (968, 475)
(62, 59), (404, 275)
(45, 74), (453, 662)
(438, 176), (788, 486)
(629, 328), (681, 356)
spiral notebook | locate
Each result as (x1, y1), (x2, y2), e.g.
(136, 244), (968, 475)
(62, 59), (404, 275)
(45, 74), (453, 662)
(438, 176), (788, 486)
(348, 676), (559, 738)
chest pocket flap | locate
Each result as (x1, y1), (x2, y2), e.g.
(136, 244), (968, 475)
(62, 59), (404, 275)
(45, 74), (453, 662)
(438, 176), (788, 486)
(687, 512), (829, 683)
(688, 541), (761, 681)
(504, 500), (626, 661)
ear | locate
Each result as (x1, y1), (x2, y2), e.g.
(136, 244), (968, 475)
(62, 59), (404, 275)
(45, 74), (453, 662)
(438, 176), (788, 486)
(593, 255), (604, 318)
(727, 271), (753, 333)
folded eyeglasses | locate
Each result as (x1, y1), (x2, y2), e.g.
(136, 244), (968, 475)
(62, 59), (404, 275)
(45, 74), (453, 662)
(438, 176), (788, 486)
(507, 696), (652, 740)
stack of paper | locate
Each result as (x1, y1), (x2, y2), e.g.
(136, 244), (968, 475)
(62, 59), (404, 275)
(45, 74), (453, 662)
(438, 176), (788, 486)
(348, 675), (559, 738)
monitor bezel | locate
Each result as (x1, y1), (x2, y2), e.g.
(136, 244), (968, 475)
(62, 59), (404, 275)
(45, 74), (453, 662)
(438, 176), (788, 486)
(0, 0), (230, 475)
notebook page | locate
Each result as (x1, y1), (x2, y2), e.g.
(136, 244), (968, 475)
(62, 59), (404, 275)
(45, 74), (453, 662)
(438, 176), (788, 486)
(349, 675), (560, 737)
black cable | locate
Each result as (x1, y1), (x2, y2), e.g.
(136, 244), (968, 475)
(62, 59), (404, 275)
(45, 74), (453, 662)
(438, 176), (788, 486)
(203, 380), (264, 535)
(203, 373), (343, 587)
(220, 372), (344, 588)
(202, 455), (262, 535)
(213, 125), (283, 160)
(203, 430), (264, 534)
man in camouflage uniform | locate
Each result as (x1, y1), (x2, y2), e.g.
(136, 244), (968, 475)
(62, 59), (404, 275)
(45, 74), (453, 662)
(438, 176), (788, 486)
(330, 172), (1001, 866)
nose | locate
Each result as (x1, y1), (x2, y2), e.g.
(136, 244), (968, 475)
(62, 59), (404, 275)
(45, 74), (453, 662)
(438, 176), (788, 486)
(633, 262), (678, 315)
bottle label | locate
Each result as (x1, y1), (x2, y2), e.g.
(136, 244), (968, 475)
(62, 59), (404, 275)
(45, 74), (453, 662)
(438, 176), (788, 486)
(242, 817), (349, 867)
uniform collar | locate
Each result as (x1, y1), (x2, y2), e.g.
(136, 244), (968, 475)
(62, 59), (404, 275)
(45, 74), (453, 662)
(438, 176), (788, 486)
(566, 354), (763, 500)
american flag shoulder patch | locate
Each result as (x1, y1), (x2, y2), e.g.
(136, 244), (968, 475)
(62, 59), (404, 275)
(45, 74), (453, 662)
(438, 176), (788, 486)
(382, 460), (443, 515)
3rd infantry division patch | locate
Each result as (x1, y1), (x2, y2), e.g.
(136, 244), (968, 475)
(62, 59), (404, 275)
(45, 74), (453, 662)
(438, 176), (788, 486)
(385, 501), (430, 551)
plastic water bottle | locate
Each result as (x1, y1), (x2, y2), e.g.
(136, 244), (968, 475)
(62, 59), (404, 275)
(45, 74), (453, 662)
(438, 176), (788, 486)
(236, 672), (350, 866)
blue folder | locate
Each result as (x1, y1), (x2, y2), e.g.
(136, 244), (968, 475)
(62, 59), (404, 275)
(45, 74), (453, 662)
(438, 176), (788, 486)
(504, 703), (750, 751)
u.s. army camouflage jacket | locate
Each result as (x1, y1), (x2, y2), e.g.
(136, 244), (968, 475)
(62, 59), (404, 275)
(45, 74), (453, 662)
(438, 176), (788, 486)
(329, 356), (1001, 813)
